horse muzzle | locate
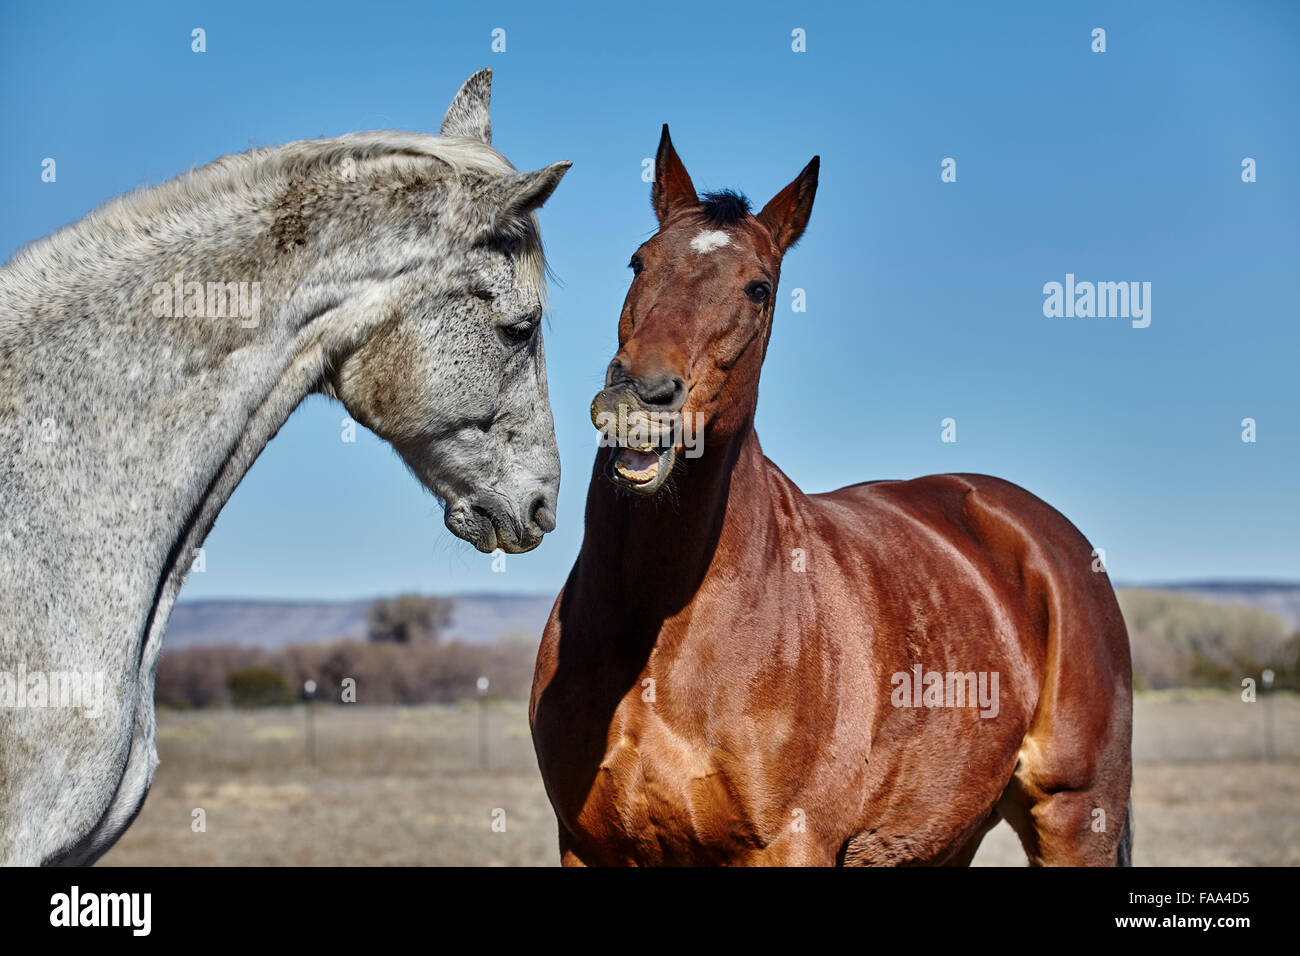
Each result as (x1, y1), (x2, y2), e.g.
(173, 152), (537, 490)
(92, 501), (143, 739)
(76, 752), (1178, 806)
(590, 385), (681, 496)
(444, 488), (555, 553)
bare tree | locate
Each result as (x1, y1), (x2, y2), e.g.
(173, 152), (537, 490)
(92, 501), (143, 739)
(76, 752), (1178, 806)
(366, 594), (454, 644)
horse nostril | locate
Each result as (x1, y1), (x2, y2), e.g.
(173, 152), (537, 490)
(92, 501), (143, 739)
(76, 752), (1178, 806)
(527, 492), (556, 535)
(606, 358), (628, 388)
(635, 375), (686, 408)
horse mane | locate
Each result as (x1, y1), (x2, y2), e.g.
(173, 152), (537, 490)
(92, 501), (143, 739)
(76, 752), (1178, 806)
(695, 190), (752, 228)
(0, 130), (550, 319)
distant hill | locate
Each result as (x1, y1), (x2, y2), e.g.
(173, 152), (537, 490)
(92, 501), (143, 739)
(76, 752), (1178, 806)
(164, 593), (556, 651)
(162, 581), (1299, 654)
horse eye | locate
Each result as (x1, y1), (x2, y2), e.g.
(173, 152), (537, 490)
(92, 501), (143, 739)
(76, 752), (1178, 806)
(745, 280), (770, 304)
(628, 256), (643, 277)
(499, 318), (536, 345)
(472, 289), (496, 303)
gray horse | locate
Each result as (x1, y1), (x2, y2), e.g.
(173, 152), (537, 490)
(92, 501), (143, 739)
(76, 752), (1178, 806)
(0, 69), (568, 864)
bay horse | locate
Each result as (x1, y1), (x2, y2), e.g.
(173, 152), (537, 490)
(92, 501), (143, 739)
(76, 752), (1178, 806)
(0, 69), (569, 864)
(530, 126), (1133, 866)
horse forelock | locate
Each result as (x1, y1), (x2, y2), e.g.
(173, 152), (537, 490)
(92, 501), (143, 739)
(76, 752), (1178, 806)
(694, 190), (752, 229)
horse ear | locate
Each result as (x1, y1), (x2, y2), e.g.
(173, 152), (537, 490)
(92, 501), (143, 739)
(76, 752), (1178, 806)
(441, 68), (493, 144)
(474, 161), (573, 233)
(652, 125), (698, 224)
(756, 156), (820, 253)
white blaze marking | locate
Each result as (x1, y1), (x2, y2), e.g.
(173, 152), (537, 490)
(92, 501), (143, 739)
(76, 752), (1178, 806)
(690, 230), (731, 254)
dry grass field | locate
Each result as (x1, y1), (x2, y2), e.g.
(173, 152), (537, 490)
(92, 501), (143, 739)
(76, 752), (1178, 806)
(100, 692), (1300, 866)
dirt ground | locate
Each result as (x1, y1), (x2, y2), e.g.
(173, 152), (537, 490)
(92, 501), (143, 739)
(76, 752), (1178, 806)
(100, 691), (1299, 866)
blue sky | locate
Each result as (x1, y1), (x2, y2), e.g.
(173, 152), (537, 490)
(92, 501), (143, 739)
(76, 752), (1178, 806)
(2, 0), (1297, 599)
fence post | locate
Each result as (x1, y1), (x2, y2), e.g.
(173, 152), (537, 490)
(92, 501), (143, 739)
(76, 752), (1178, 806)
(1262, 669), (1275, 762)
(304, 679), (317, 766)
(476, 676), (489, 770)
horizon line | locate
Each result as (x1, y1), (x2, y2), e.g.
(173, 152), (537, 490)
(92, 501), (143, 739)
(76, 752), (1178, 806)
(175, 579), (1300, 605)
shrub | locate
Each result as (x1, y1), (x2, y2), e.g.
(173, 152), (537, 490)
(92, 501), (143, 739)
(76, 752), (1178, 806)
(227, 666), (295, 709)
(1118, 590), (1292, 690)
(157, 637), (537, 709)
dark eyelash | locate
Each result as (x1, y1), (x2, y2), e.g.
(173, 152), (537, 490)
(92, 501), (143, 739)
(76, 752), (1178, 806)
(499, 320), (535, 344)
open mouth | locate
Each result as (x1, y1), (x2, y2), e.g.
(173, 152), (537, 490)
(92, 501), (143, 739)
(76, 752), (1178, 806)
(608, 444), (676, 494)
(590, 384), (685, 496)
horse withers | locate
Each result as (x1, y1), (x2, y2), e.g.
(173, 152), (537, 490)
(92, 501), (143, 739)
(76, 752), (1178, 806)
(530, 126), (1133, 866)
(0, 70), (568, 864)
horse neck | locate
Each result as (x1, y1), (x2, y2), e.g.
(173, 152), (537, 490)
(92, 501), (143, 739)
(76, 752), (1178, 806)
(0, 157), (414, 435)
(580, 413), (773, 628)
(0, 169), (364, 625)
(4, 173), (303, 337)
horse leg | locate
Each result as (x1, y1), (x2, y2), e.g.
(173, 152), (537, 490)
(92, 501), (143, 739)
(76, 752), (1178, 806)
(558, 825), (591, 866)
(996, 598), (1132, 867)
(996, 732), (1132, 866)
(997, 519), (1133, 865)
(941, 807), (1002, 866)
